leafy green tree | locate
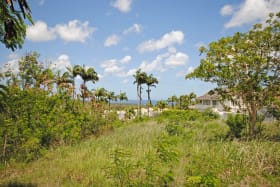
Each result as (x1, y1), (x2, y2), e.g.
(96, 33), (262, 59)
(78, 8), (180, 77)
(0, 0), (33, 50)
(73, 64), (99, 104)
(133, 69), (147, 118)
(18, 52), (42, 89)
(186, 13), (280, 136)
(178, 92), (196, 110)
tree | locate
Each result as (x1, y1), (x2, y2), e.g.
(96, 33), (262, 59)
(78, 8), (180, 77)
(94, 87), (107, 102)
(36, 68), (55, 92)
(55, 71), (73, 95)
(0, 84), (8, 112)
(106, 91), (116, 108)
(0, 0), (33, 50)
(167, 95), (178, 109)
(186, 13), (280, 136)
(118, 91), (128, 104)
(66, 66), (78, 99)
(178, 92), (196, 110)
(146, 74), (158, 106)
(145, 74), (158, 116)
(133, 69), (147, 118)
(156, 100), (167, 112)
(18, 52), (42, 89)
(73, 64), (99, 104)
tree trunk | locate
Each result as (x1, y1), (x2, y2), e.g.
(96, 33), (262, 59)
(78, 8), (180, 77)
(147, 87), (151, 117)
(137, 84), (142, 118)
(2, 133), (7, 159)
(249, 103), (258, 136)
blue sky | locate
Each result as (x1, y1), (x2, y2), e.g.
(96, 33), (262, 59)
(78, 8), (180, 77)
(1, 0), (279, 100)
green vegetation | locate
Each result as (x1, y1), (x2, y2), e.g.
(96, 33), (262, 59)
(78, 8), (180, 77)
(1, 110), (279, 186)
(0, 0), (33, 50)
(0, 9), (279, 187)
(186, 12), (280, 136)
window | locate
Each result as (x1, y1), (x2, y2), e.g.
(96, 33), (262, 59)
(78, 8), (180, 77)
(212, 100), (217, 106)
(203, 100), (210, 105)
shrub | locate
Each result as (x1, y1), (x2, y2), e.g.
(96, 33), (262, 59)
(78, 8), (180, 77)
(226, 114), (247, 138)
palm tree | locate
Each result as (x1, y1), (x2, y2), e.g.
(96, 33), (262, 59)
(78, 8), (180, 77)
(35, 68), (55, 92)
(55, 71), (73, 95)
(156, 100), (167, 112)
(73, 64), (99, 104)
(118, 91), (128, 104)
(167, 95), (178, 109)
(107, 91), (117, 109)
(66, 66), (78, 99)
(133, 69), (147, 118)
(146, 74), (158, 105)
(145, 74), (158, 116)
(93, 87), (107, 102)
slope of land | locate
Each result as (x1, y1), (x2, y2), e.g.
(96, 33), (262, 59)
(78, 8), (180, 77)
(0, 111), (279, 186)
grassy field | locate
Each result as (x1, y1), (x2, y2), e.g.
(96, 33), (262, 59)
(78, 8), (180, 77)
(0, 110), (279, 186)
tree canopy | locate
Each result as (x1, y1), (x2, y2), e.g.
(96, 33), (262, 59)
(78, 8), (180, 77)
(0, 0), (33, 50)
(186, 12), (280, 136)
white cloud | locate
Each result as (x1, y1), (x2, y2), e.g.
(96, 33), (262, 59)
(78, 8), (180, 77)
(165, 52), (189, 67)
(55, 20), (94, 42)
(120, 55), (132, 64)
(27, 20), (95, 43)
(100, 55), (132, 77)
(137, 30), (184, 53)
(126, 68), (137, 77)
(111, 0), (132, 13)
(104, 34), (120, 47)
(7, 52), (19, 60)
(222, 0), (280, 28)
(220, 5), (234, 16)
(138, 53), (166, 73)
(27, 20), (56, 42)
(123, 24), (142, 34)
(138, 48), (189, 73)
(1, 59), (19, 74)
(176, 66), (194, 77)
(100, 59), (123, 74)
(49, 54), (71, 71)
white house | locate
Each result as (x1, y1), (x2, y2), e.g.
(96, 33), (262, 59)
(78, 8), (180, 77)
(194, 91), (242, 113)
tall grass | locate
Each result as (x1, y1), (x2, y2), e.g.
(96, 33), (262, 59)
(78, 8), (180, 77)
(0, 110), (279, 186)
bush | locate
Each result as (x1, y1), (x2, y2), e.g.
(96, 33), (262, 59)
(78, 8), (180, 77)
(226, 114), (247, 139)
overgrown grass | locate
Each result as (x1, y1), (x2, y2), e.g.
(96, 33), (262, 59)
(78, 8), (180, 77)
(0, 110), (279, 186)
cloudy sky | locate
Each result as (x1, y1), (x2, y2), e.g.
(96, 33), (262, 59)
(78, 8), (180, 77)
(1, 0), (279, 100)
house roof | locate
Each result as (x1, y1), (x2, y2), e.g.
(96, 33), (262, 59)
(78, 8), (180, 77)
(197, 91), (220, 101)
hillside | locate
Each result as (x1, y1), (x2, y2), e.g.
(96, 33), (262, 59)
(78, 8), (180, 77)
(0, 110), (280, 186)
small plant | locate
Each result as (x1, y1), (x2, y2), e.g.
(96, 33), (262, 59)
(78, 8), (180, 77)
(106, 147), (134, 186)
(156, 134), (179, 163)
(165, 122), (184, 136)
(185, 174), (220, 187)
